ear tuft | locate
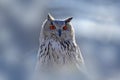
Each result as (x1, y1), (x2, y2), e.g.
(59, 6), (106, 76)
(65, 17), (73, 23)
(48, 13), (54, 21)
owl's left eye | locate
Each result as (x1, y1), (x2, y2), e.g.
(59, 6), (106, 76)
(50, 25), (56, 30)
(63, 26), (67, 30)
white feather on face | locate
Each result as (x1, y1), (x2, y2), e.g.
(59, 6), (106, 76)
(37, 14), (84, 73)
(42, 14), (74, 41)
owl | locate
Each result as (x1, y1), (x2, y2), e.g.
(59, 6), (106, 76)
(36, 14), (84, 74)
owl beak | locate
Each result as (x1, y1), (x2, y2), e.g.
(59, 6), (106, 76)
(58, 29), (62, 37)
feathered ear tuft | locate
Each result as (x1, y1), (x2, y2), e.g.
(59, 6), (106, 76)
(48, 13), (54, 21)
(65, 17), (73, 23)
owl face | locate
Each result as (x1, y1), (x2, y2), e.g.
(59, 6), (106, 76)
(42, 14), (74, 41)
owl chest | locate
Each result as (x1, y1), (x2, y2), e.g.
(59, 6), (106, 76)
(39, 41), (76, 65)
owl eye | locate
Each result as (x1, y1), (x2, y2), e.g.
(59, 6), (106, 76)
(63, 26), (67, 30)
(50, 25), (56, 30)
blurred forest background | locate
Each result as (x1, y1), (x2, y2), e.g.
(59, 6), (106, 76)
(0, 0), (120, 80)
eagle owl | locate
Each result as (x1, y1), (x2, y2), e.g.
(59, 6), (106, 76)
(36, 14), (84, 73)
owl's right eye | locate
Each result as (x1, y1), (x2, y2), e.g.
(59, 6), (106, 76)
(50, 25), (56, 30)
(63, 26), (67, 30)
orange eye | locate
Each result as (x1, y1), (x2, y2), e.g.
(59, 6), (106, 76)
(50, 25), (56, 30)
(63, 26), (67, 30)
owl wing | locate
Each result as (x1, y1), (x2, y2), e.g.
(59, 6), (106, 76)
(75, 46), (90, 80)
(75, 46), (86, 72)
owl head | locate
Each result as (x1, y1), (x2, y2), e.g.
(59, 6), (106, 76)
(41, 13), (75, 41)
